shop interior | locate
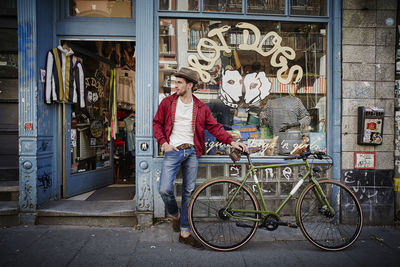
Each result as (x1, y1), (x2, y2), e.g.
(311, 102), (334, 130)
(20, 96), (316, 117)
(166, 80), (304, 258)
(159, 18), (327, 156)
(67, 40), (136, 200)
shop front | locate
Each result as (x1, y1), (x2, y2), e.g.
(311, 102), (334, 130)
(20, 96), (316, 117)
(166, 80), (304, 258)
(17, 0), (341, 225)
(149, 0), (341, 220)
(18, 0), (139, 223)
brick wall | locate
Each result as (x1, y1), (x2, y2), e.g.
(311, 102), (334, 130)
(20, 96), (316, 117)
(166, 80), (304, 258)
(341, 0), (397, 225)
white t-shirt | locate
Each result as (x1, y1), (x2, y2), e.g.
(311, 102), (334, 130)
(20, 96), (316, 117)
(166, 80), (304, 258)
(169, 97), (194, 147)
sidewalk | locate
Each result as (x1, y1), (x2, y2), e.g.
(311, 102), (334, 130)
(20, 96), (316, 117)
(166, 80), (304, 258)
(1, 221), (399, 267)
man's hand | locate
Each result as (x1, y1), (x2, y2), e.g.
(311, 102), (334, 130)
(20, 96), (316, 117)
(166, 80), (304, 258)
(230, 141), (248, 153)
(161, 142), (179, 152)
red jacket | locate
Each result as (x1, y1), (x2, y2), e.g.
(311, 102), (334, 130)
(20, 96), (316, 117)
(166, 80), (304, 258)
(153, 94), (233, 157)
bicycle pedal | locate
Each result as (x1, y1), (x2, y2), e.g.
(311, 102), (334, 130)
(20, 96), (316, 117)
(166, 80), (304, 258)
(236, 223), (254, 228)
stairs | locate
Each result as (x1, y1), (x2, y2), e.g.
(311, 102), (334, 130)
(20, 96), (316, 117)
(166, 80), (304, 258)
(37, 200), (137, 227)
(0, 180), (19, 226)
(37, 185), (138, 227)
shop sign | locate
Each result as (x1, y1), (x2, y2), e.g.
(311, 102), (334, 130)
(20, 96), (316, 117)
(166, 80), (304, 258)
(188, 22), (303, 85)
(188, 22), (303, 108)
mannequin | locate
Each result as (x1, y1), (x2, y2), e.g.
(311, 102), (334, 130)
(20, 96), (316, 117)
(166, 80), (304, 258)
(260, 91), (310, 135)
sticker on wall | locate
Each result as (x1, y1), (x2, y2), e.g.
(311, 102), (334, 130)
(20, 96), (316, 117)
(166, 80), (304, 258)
(354, 152), (375, 169)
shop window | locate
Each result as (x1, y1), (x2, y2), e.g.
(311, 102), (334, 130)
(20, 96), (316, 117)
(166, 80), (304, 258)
(203, 0), (242, 13)
(247, 0), (285, 14)
(291, 0), (326, 16)
(159, 0), (199, 11)
(70, 0), (132, 18)
(158, 18), (327, 157)
(69, 40), (136, 178)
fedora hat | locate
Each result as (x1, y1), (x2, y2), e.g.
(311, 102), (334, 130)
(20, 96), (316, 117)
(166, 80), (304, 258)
(173, 67), (198, 84)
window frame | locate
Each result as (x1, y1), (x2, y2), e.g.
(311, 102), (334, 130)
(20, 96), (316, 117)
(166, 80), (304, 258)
(157, 0), (329, 18)
(57, 0), (137, 37)
(154, 0), (335, 163)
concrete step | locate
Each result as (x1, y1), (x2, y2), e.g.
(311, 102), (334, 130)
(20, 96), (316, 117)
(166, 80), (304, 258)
(0, 201), (19, 226)
(0, 180), (19, 201)
(0, 168), (18, 181)
(37, 200), (137, 227)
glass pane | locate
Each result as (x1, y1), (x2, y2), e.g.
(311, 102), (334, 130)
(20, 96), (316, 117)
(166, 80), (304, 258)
(68, 40), (136, 174)
(247, 0), (285, 14)
(291, 0), (326, 16)
(159, 0), (199, 11)
(70, 0), (132, 18)
(158, 19), (327, 156)
(203, 0), (242, 13)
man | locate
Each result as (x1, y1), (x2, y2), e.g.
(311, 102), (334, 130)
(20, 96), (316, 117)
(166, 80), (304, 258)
(153, 67), (248, 248)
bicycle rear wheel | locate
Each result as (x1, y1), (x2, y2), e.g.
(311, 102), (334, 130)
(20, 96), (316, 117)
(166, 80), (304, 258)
(296, 179), (363, 251)
(189, 178), (260, 251)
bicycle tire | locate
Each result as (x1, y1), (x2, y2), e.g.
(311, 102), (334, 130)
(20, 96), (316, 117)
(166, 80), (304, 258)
(296, 179), (363, 251)
(189, 178), (260, 251)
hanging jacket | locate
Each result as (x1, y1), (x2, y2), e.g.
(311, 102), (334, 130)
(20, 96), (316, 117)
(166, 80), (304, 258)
(45, 45), (86, 107)
(153, 93), (233, 157)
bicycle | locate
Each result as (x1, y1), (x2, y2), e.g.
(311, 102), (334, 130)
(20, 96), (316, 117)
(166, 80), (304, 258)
(188, 149), (363, 251)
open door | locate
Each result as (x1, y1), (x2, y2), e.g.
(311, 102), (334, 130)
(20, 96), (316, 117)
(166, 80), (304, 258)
(63, 40), (136, 197)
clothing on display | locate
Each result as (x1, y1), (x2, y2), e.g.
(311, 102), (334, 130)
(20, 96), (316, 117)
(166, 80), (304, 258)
(116, 68), (136, 110)
(260, 96), (311, 135)
(124, 115), (136, 152)
(45, 45), (86, 107)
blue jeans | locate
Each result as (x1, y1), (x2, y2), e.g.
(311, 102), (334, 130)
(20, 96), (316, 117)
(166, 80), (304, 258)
(158, 147), (198, 232)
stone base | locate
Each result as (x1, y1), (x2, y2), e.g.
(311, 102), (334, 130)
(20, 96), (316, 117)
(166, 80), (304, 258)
(136, 211), (153, 229)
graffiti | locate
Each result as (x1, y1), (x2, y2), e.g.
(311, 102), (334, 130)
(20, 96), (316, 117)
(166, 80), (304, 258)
(38, 172), (52, 192)
(252, 184), (272, 194)
(38, 140), (50, 152)
(264, 168), (274, 181)
(341, 170), (396, 205)
(188, 22), (303, 85)
(18, 22), (34, 82)
(138, 180), (151, 210)
(282, 167), (292, 180)
(343, 82), (373, 98)
(229, 165), (241, 177)
(21, 176), (34, 210)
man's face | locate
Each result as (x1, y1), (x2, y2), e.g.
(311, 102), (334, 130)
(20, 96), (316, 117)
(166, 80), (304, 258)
(172, 77), (192, 97)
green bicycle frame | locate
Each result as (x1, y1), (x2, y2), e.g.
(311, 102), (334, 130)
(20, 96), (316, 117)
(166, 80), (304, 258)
(223, 158), (334, 222)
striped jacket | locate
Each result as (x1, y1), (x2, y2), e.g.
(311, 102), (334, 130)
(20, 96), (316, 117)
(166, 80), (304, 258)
(45, 45), (86, 107)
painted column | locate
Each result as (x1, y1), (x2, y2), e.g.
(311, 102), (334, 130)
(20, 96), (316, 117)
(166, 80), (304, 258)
(18, 0), (38, 224)
(135, 0), (155, 226)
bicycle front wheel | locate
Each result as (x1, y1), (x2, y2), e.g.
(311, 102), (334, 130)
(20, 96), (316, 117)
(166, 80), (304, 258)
(296, 179), (363, 251)
(189, 178), (260, 251)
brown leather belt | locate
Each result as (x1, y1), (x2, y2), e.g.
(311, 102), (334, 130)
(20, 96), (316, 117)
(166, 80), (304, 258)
(176, 143), (194, 150)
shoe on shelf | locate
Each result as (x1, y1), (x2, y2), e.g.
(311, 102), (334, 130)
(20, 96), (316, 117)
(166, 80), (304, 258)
(178, 234), (204, 249)
(172, 216), (180, 232)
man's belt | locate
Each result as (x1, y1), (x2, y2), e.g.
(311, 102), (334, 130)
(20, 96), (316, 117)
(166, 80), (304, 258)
(176, 143), (195, 150)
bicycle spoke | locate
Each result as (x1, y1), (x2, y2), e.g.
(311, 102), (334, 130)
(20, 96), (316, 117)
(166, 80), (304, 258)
(297, 180), (363, 251)
(189, 179), (259, 251)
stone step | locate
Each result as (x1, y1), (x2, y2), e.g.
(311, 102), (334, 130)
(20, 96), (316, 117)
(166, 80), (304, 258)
(0, 201), (19, 226)
(0, 180), (19, 201)
(0, 168), (18, 181)
(37, 200), (137, 227)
